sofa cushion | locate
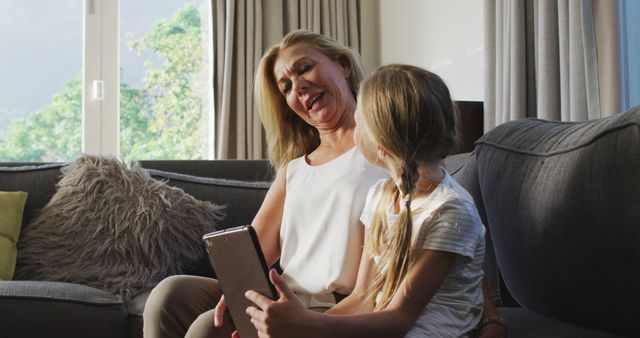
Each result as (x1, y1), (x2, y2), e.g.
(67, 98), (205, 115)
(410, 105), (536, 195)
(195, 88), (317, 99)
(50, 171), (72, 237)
(0, 280), (127, 338)
(0, 191), (28, 280)
(127, 289), (151, 338)
(474, 106), (640, 336)
(14, 155), (225, 298)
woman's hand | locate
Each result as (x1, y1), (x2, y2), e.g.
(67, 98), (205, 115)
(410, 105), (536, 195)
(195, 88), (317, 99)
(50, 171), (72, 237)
(214, 295), (241, 338)
(245, 269), (318, 338)
(214, 295), (228, 328)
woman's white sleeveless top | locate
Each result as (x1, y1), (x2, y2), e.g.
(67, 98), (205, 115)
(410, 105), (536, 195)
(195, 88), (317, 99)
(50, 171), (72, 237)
(279, 147), (386, 307)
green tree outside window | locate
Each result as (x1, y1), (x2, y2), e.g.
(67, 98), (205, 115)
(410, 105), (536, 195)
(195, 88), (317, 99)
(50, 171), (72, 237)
(0, 3), (207, 164)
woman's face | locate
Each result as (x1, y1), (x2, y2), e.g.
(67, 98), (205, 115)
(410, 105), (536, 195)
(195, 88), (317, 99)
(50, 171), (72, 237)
(273, 42), (355, 129)
(353, 100), (379, 166)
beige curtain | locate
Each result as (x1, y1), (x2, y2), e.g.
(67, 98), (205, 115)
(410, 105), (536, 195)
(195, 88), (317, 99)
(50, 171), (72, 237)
(211, 0), (361, 159)
(484, 0), (624, 132)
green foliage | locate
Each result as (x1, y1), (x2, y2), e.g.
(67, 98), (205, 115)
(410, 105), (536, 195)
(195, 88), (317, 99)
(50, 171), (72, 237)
(119, 83), (146, 161)
(0, 3), (208, 163)
(123, 3), (207, 163)
(0, 78), (82, 162)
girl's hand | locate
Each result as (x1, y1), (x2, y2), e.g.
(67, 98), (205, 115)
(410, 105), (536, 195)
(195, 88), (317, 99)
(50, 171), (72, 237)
(478, 322), (507, 338)
(245, 269), (317, 338)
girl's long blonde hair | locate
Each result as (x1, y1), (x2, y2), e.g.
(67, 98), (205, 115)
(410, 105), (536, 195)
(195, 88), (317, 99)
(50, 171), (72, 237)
(254, 30), (366, 169)
(360, 64), (460, 310)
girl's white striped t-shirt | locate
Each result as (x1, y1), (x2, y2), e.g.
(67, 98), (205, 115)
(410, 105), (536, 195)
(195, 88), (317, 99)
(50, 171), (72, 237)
(361, 171), (486, 338)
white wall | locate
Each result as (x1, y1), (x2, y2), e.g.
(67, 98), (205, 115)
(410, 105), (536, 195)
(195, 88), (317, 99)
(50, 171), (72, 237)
(374, 0), (484, 101)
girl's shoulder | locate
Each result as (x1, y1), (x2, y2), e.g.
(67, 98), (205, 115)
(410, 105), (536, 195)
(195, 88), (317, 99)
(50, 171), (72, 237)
(416, 194), (485, 259)
(364, 178), (391, 207)
(432, 172), (478, 214)
(361, 178), (394, 229)
(417, 175), (484, 235)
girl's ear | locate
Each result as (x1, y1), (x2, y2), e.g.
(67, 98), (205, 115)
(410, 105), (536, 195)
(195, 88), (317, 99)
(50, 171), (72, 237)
(377, 145), (391, 159)
(378, 145), (403, 167)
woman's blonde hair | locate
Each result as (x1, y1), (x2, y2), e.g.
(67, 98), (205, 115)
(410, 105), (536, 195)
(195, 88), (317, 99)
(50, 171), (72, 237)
(255, 30), (366, 168)
(360, 64), (460, 310)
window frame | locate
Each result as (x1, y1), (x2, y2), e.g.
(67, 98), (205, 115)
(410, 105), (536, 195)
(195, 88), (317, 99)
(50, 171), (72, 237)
(620, 0), (640, 110)
(83, 0), (119, 156)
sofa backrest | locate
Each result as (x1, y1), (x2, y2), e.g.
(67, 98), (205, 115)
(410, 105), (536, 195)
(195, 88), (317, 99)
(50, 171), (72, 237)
(138, 160), (273, 277)
(0, 163), (64, 230)
(137, 160), (275, 181)
(138, 161), (272, 228)
(473, 105), (640, 336)
(0, 160), (275, 231)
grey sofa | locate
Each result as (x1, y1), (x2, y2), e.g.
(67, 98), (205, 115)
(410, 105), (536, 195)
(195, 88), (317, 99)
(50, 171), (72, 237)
(1, 105), (638, 337)
(0, 160), (274, 338)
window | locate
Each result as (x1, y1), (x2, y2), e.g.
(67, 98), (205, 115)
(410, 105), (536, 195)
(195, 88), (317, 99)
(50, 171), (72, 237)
(621, 0), (640, 110)
(0, 1), (83, 162)
(119, 1), (212, 163)
(0, 0), (212, 162)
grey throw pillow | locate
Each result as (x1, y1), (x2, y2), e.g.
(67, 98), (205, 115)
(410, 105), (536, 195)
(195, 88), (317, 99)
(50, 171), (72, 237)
(474, 105), (640, 336)
(14, 154), (224, 298)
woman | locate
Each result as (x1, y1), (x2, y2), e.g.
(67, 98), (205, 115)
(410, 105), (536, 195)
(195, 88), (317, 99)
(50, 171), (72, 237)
(143, 30), (386, 338)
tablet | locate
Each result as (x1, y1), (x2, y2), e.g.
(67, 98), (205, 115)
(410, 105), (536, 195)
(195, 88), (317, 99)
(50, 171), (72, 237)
(202, 225), (277, 338)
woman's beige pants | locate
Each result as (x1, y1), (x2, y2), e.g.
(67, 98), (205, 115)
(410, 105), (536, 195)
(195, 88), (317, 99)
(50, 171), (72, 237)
(143, 275), (234, 338)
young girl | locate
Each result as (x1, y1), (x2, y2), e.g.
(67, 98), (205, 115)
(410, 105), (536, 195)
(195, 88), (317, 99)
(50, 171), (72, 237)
(244, 64), (486, 338)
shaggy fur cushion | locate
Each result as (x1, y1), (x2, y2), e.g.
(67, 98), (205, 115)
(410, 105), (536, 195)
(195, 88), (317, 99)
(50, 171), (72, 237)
(14, 155), (224, 298)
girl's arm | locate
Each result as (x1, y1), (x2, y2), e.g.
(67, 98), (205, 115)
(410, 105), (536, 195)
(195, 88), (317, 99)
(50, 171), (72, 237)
(478, 276), (507, 338)
(318, 248), (457, 338)
(246, 246), (457, 338)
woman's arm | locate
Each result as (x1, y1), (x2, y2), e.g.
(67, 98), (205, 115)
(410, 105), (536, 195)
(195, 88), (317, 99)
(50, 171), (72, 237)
(325, 224), (375, 315)
(214, 166), (287, 329)
(250, 165), (287, 267)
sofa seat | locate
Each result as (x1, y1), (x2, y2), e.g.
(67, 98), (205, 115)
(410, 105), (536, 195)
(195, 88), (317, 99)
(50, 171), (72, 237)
(126, 290), (151, 338)
(501, 307), (626, 338)
(0, 280), (127, 338)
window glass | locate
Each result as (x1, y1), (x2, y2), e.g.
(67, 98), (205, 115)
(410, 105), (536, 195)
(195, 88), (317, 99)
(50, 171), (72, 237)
(120, 1), (212, 163)
(0, 1), (82, 162)
(622, 0), (640, 109)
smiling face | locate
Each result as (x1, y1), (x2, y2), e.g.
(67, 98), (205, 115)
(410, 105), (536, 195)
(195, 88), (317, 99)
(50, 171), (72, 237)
(272, 42), (355, 130)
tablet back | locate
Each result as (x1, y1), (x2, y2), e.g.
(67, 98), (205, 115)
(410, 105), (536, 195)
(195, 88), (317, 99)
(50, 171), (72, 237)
(202, 225), (277, 338)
